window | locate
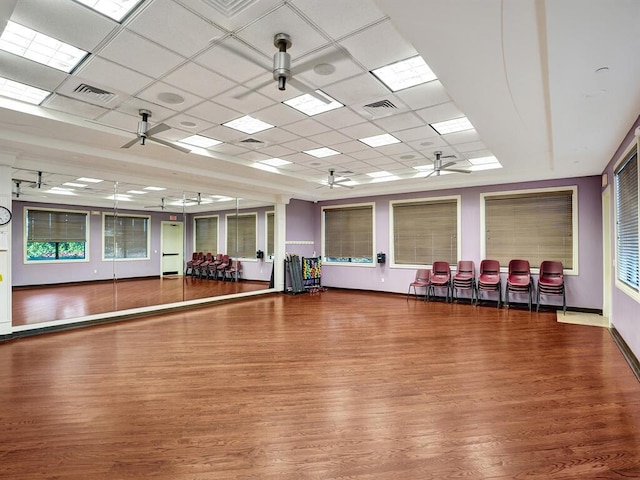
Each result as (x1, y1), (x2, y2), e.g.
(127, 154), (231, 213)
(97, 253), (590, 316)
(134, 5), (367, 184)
(25, 208), (88, 262)
(266, 211), (275, 259)
(194, 216), (218, 254)
(103, 214), (150, 259)
(323, 204), (374, 263)
(227, 213), (256, 258)
(392, 197), (459, 266)
(482, 187), (576, 271)
(615, 149), (639, 289)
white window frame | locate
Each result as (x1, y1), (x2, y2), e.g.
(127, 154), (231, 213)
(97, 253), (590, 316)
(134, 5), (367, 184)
(480, 185), (579, 275)
(225, 212), (258, 261)
(265, 210), (275, 262)
(193, 214), (219, 254)
(102, 212), (151, 261)
(321, 202), (376, 267)
(389, 195), (461, 269)
(23, 206), (90, 264)
(613, 140), (640, 300)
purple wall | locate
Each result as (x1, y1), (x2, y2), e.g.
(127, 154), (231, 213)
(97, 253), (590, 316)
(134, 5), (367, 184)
(602, 115), (640, 360)
(284, 176), (603, 309)
(285, 199), (317, 259)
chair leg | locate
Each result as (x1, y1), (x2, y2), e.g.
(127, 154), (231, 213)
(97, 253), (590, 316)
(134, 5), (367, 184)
(505, 286), (509, 308)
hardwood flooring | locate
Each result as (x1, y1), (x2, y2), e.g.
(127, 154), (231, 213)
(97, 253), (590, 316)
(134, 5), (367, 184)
(1, 290), (640, 479)
(12, 276), (270, 326)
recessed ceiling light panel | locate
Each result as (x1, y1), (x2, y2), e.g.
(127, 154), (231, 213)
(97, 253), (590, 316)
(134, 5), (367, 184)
(0, 21), (88, 73)
(260, 158), (292, 167)
(0, 77), (50, 105)
(371, 55), (437, 92)
(75, 0), (144, 22)
(223, 115), (274, 134)
(283, 90), (343, 116)
(179, 135), (222, 148)
(359, 133), (401, 148)
(143, 186), (166, 191)
(303, 147), (340, 158)
(62, 182), (87, 188)
(76, 177), (103, 183)
(430, 117), (474, 135)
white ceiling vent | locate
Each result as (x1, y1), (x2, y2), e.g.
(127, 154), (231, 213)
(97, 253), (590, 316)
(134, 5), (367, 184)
(240, 138), (265, 144)
(73, 83), (117, 105)
(363, 99), (398, 115)
(201, 0), (261, 17)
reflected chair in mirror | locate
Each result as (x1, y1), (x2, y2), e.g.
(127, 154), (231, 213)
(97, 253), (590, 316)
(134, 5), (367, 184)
(224, 260), (241, 282)
(206, 253), (223, 280)
(407, 269), (431, 300)
(537, 260), (566, 313)
(427, 261), (451, 302)
(477, 259), (502, 307)
(189, 252), (205, 277)
(505, 259), (534, 311)
(452, 260), (476, 304)
(185, 252), (198, 275)
(215, 254), (230, 280)
(195, 252), (213, 278)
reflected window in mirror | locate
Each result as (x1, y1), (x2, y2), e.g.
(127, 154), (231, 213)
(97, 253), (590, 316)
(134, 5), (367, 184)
(103, 213), (150, 260)
(226, 212), (257, 259)
(194, 215), (219, 255)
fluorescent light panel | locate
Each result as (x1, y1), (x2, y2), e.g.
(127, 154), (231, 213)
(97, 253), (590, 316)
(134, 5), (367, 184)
(143, 186), (166, 191)
(469, 156), (498, 165)
(303, 147), (340, 158)
(283, 90), (343, 116)
(180, 134), (221, 148)
(260, 158), (292, 167)
(370, 175), (400, 183)
(371, 55), (437, 92)
(127, 190), (147, 194)
(0, 21), (87, 73)
(77, 177), (103, 183)
(62, 182), (87, 188)
(74, 0), (143, 22)
(105, 194), (132, 201)
(366, 171), (392, 178)
(359, 133), (400, 148)
(0, 77), (50, 105)
(430, 117), (474, 135)
(223, 115), (274, 134)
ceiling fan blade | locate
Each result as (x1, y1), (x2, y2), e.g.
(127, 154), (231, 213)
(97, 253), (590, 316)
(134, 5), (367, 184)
(232, 78), (274, 99)
(146, 123), (171, 136)
(441, 161), (456, 169)
(147, 137), (191, 154)
(217, 39), (271, 71)
(334, 182), (354, 189)
(444, 168), (472, 174)
(287, 78), (331, 104)
(121, 137), (139, 149)
(425, 170), (437, 178)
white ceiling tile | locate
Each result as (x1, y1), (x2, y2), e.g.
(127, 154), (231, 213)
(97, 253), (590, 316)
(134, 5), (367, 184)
(441, 129), (481, 144)
(365, 157), (398, 167)
(12, 0), (116, 51)
(77, 56), (153, 95)
(416, 102), (464, 124)
(314, 107), (366, 129)
(235, 4), (329, 60)
(127, 0), (225, 57)
(278, 162), (309, 172)
(100, 30), (185, 78)
(338, 20), (417, 70)
(292, 0), (386, 39)
(200, 125), (246, 143)
(322, 73), (389, 106)
(308, 130), (351, 147)
(0, 51), (67, 91)
(295, 46), (365, 88)
(454, 141), (487, 153)
(115, 98), (175, 122)
(136, 81), (204, 111)
(43, 94), (108, 119)
(162, 114), (216, 134)
(395, 80), (451, 110)
(281, 118), (330, 136)
(373, 112), (425, 132)
(179, 0), (282, 32)
(330, 140), (369, 154)
(256, 144), (297, 157)
(254, 103), (306, 126)
(348, 148), (385, 160)
(208, 143), (250, 156)
(186, 100), (241, 124)
(96, 110), (139, 132)
(282, 138), (322, 152)
(195, 38), (269, 84)
(375, 142), (414, 155)
(393, 125), (440, 142)
(163, 63), (236, 99)
(340, 122), (384, 140)
(213, 86), (274, 114)
(155, 127), (192, 141)
(406, 136), (448, 152)
(253, 128), (299, 145)
(337, 160), (373, 172)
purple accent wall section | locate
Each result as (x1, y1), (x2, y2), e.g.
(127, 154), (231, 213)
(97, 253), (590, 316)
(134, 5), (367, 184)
(284, 176), (603, 309)
(602, 115), (640, 360)
(285, 199), (317, 259)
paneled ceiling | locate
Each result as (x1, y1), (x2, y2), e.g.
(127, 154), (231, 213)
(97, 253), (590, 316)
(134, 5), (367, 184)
(0, 0), (639, 211)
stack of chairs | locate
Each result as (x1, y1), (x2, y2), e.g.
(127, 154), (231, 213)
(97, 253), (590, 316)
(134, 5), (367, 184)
(224, 260), (242, 281)
(477, 259), (502, 307)
(452, 260), (476, 303)
(427, 261), (452, 302)
(537, 260), (566, 313)
(505, 259), (534, 311)
(407, 269), (431, 300)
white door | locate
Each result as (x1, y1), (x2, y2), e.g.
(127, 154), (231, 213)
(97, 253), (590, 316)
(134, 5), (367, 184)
(161, 221), (183, 275)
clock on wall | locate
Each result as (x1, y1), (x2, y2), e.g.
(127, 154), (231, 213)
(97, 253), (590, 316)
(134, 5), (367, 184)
(0, 205), (12, 225)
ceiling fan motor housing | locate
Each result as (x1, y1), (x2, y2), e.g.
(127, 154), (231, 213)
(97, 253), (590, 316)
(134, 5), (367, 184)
(273, 33), (292, 90)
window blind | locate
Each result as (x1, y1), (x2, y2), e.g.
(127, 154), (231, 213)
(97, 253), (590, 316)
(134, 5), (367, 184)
(27, 209), (87, 243)
(393, 199), (457, 265)
(227, 214), (256, 258)
(104, 214), (149, 259)
(266, 212), (275, 257)
(324, 206), (373, 261)
(485, 190), (574, 268)
(615, 151), (639, 288)
(195, 216), (218, 254)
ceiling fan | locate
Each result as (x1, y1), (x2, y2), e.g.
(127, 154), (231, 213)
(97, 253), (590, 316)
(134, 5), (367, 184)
(228, 33), (343, 104)
(121, 109), (190, 154)
(426, 151), (471, 177)
(144, 198), (167, 210)
(12, 171), (51, 190)
(319, 169), (354, 189)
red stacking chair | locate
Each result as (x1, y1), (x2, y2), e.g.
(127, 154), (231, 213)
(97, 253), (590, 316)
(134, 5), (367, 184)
(224, 259), (242, 282)
(195, 252), (213, 278)
(537, 261), (566, 313)
(452, 260), (476, 303)
(206, 253), (223, 279)
(477, 260), (501, 307)
(185, 252), (198, 275)
(427, 261), (451, 302)
(189, 252), (204, 277)
(407, 269), (431, 300)
(215, 254), (230, 280)
(505, 259), (534, 311)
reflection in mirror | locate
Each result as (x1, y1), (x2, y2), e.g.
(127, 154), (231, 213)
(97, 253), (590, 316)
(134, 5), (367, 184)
(10, 168), (275, 328)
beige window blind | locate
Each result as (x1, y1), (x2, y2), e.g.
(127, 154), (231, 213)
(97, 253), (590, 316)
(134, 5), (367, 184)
(104, 214), (149, 259)
(393, 199), (457, 265)
(615, 150), (639, 288)
(195, 216), (218, 254)
(324, 205), (373, 261)
(27, 209), (87, 243)
(227, 214), (256, 258)
(485, 190), (573, 268)
(266, 212), (275, 257)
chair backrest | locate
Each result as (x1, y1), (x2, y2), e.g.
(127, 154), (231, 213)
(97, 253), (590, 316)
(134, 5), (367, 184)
(205, 252), (212, 261)
(480, 259), (500, 275)
(457, 260), (475, 276)
(216, 253), (223, 261)
(508, 259), (530, 275)
(432, 261), (450, 276)
(190, 252), (197, 260)
(415, 269), (430, 282)
(540, 260), (563, 277)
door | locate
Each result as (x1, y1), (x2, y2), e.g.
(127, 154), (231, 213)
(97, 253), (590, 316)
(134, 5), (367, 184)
(161, 221), (183, 275)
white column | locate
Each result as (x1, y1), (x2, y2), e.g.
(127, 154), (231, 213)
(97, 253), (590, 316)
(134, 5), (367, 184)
(0, 152), (17, 336)
(273, 195), (289, 292)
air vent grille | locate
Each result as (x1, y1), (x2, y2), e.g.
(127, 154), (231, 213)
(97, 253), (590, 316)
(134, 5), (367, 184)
(240, 138), (264, 144)
(73, 83), (117, 104)
(363, 99), (397, 115)
(201, 0), (260, 17)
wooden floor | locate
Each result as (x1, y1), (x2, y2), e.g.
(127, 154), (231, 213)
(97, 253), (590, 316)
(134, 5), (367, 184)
(2, 290), (640, 479)
(12, 276), (270, 326)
